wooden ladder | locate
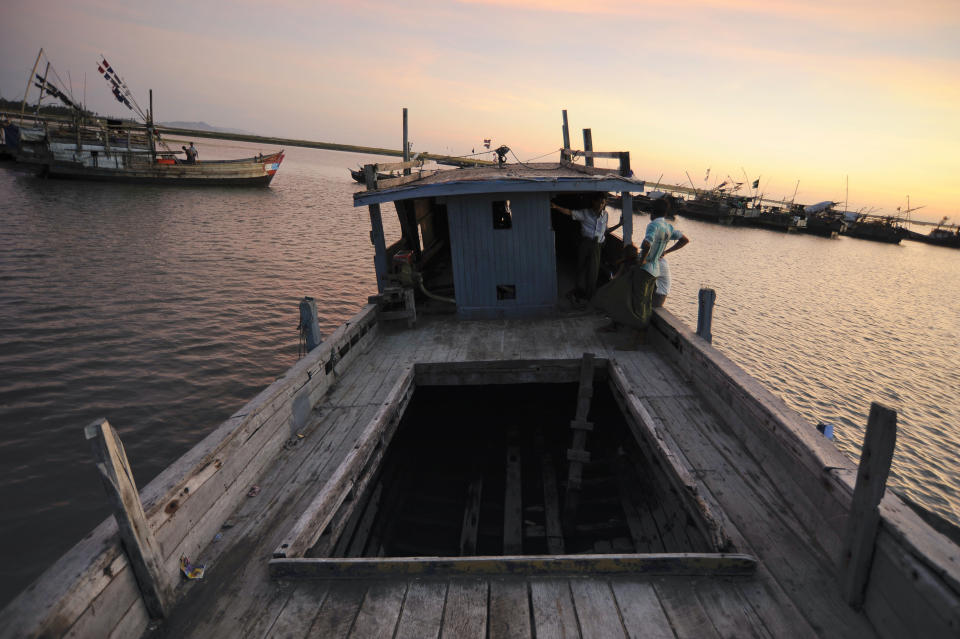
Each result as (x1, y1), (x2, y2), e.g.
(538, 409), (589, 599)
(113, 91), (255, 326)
(563, 352), (595, 530)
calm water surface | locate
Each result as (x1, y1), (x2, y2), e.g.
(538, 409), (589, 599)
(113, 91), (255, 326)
(0, 141), (957, 607)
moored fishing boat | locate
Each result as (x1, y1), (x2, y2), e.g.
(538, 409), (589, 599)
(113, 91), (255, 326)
(1, 120), (958, 639)
(14, 126), (284, 186)
(10, 51), (285, 186)
(843, 214), (908, 244)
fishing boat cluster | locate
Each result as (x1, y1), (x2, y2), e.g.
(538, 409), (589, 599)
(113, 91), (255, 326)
(610, 188), (960, 248)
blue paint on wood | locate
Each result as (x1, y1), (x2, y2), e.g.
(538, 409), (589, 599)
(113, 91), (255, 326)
(447, 193), (558, 319)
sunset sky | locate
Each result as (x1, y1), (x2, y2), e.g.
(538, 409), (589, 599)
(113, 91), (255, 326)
(3, 0), (958, 221)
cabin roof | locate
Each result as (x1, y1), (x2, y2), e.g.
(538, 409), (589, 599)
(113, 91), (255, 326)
(353, 162), (644, 206)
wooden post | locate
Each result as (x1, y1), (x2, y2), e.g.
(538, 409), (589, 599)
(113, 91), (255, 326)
(364, 165), (389, 293)
(299, 296), (322, 352)
(696, 288), (716, 343)
(85, 419), (171, 618)
(619, 151), (633, 246)
(583, 128), (594, 167)
(402, 107), (410, 176)
(840, 403), (898, 608)
(561, 110), (570, 162)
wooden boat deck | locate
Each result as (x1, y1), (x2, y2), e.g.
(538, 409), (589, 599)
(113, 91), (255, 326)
(150, 311), (876, 638)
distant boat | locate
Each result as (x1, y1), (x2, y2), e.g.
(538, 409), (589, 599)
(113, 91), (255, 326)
(13, 125), (284, 186)
(10, 50), (284, 186)
(741, 205), (807, 233)
(802, 203), (847, 238)
(842, 214), (908, 244)
(907, 225), (960, 249)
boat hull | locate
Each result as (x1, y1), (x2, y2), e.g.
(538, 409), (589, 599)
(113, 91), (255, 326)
(31, 160), (281, 186)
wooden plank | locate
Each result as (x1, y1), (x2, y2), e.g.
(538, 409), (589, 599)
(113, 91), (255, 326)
(529, 579), (580, 638)
(840, 402), (897, 607)
(569, 578), (627, 638)
(63, 556), (145, 639)
(695, 578), (774, 639)
(488, 578), (533, 639)
(350, 581), (407, 638)
(378, 158), (426, 171)
(275, 366), (415, 558)
(106, 596), (149, 639)
(504, 443), (523, 555)
(308, 581), (367, 637)
(85, 419), (171, 618)
(262, 582), (329, 639)
(608, 363), (732, 551)
(394, 580), (448, 639)
(344, 483), (384, 557)
(610, 578), (675, 639)
(615, 454), (664, 553)
(0, 518), (127, 639)
(646, 395), (875, 636)
(539, 447), (565, 555)
(413, 358), (600, 386)
(647, 309), (856, 557)
(653, 578), (722, 638)
(269, 554), (758, 579)
(440, 579), (488, 639)
(861, 533), (960, 639)
(459, 473), (483, 556)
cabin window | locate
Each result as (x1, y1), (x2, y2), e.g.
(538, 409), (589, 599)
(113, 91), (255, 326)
(492, 200), (512, 229)
(496, 284), (516, 300)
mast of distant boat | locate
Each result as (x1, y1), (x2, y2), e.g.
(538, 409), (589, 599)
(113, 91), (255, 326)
(20, 49), (43, 124)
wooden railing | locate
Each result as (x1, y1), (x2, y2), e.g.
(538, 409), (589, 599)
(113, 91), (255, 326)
(647, 306), (960, 638)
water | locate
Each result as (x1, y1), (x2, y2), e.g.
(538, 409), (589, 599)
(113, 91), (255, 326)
(0, 141), (957, 608)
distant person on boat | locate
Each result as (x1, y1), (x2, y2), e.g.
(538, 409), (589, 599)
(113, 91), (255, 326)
(592, 198), (687, 330)
(551, 193), (609, 305)
(182, 142), (198, 164)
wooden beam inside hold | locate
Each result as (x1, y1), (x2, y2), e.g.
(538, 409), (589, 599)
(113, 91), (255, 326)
(459, 474), (483, 556)
(85, 418), (171, 619)
(503, 444), (523, 555)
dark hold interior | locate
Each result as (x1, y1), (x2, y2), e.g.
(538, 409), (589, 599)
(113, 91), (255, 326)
(311, 382), (716, 558)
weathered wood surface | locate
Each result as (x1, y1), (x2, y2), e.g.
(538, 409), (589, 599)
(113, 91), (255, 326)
(274, 365), (415, 558)
(9, 310), (959, 638)
(841, 402), (898, 607)
(269, 553), (758, 580)
(85, 419), (171, 618)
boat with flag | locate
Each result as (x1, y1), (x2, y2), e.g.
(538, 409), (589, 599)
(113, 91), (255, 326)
(10, 50), (284, 186)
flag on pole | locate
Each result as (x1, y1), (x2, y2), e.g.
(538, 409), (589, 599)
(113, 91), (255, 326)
(752, 179), (760, 189)
(704, 168), (710, 182)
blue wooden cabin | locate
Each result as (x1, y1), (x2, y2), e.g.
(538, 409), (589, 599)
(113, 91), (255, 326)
(354, 163), (643, 319)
